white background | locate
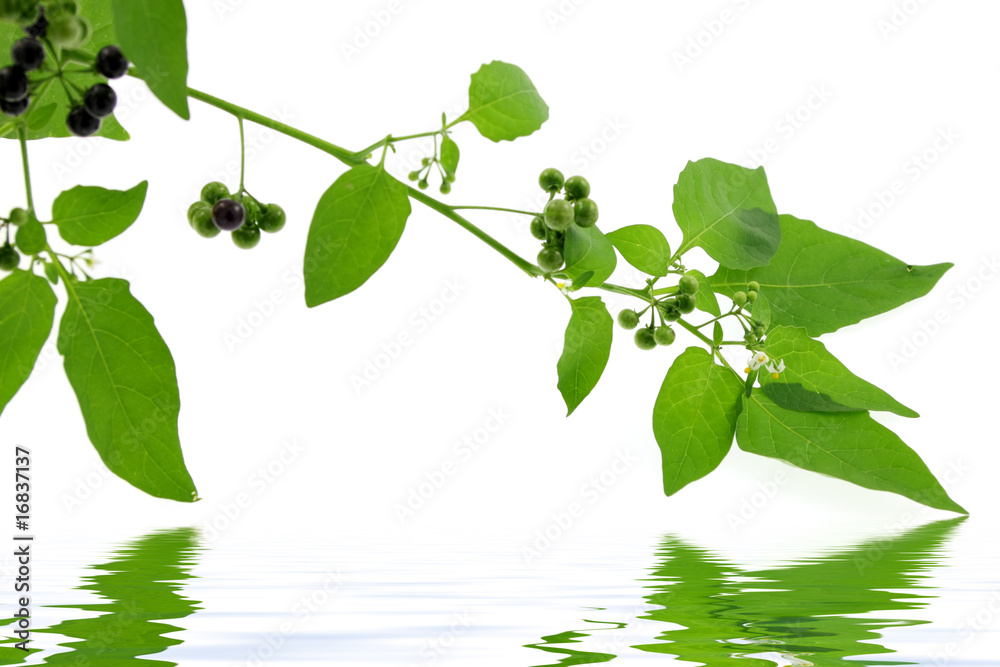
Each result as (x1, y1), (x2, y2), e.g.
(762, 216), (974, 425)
(1, 0), (998, 558)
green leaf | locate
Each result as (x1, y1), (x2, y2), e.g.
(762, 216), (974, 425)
(761, 325), (917, 417)
(440, 135), (460, 177)
(14, 219), (45, 255)
(43, 262), (59, 285)
(557, 296), (613, 416)
(737, 393), (965, 514)
(57, 278), (198, 502)
(673, 158), (780, 270)
(687, 269), (720, 317)
(457, 61), (549, 142)
(750, 291), (771, 330)
(653, 348), (744, 495)
(571, 270), (594, 290)
(712, 321), (723, 346)
(0, 0), (129, 141)
(0, 271), (56, 418)
(52, 182), (148, 246)
(111, 0), (190, 119)
(712, 215), (952, 336)
(606, 224), (672, 276)
(563, 224), (617, 287)
(304, 163), (412, 307)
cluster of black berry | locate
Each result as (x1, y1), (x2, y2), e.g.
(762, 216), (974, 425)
(529, 168), (599, 272)
(66, 45), (127, 137)
(187, 182), (286, 250)
(0, 207), (28, 272)
(0, 10), (46, 117)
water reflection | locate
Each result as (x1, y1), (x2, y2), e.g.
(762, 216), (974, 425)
(0, 527), (200, 666)
(530, 518), (963, 666)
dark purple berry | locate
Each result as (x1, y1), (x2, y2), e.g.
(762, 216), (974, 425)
(0, 96), (29, 117)
(23, 8), (47, 38)
(211, 199), (245, 231)
(95, 45), (128, 79)
(83, 83), (116, 118)
(0, 66), (28, 102)
(11, 38), (44, 71)
(66, 106), (100, 137)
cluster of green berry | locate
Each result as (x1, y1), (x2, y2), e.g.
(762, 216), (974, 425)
(0, 2), (127, 135)
(0, 207), (29, 271)
(734, 280), (766, 344)
(186, 182), (286, 250)
(408, 155), (456, 195)
(616, 273), (702, 350)
(530, 168), (599, 272)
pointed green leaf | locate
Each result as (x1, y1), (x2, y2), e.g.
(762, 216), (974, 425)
(304, 163), (412, 307)
(52, 182), (148, 246)
(688, 269), (721, 317)
(653, 348), (744, 495)
(43, 262), (59, 285)
(111, 0), (190, 119)
(58, 278), (197, 502)
(606, 224), (672, 276)
(713, 321), (723, 346)
(0, 271), (56, 418)
(570, 270), (594, 290)
(557, 296), (613, 416)
(737, 393), (964, 513)
(0, 0), (129, 141)
(563, 224), (617, 287)
(712, 215), (952, 336)
(761, 325), (917, 417)
(672, 158), (780, 270)
(457, 61), (549, 142)
(440, 135), (460, 177)
(750, 291), (771, 330)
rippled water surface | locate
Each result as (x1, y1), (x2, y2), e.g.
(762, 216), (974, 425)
(2, 518), (998, 665)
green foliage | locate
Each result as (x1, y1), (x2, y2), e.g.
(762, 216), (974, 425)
(52, 181), (147, 246)
(737, 393), (964, 513)
(653, 348), (743, 495)
(456, 61), (549, 142)
(562, 224), (616, 287)
(110, 0), (190, 119)
(0, 270), (55, 417)
(606, 224), (671, 276)
(672, 158), (780, 270)
(712, 215), (952, 336)
(556, 296), (613, 416)
(304, 163), (412, 307)
(57, 278), (198, 502)
(440, 134), (460, 178)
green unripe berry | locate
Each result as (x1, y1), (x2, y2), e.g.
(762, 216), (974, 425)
(654, 326), (676, 346)
(232, 226), (261, 249)
(529, 216), (547, 240)
(746, 290), (758, 302)
(8, 207), (27, 226)
(634, 327), (657, 350)
(747, 280), (760, 292)
(187, 201), (210, 224)
(573, 198), (599, 227)
(538, 167), (564, 193)
(201, 181), (229, 205)
(418, 179), (428, 190)
(753, 325), (766, 338)
(543, 198), (574, 231)
(191, 209), (220, 238)
(258, 204), (286, 233)
(744, 331), (757, 345)
(659, 303), (681, 322)
(678, 273), (699, 295)
(563, 175), (590, 200)
(733, 291), (748, 307)
(617, 309), (639, 330)
(47, 15), (84, 47)
(241, 198), (262, 225)
(676, 293), (697, 314)
(439, 181), (451, 195)
(0, 244), (19, 271)
(537, 246), (564, 272)
(421, 157), (431, 167)
(407, 171), (420, 181)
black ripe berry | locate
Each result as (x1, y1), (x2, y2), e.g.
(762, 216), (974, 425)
(84, 83), (116, 118)
(11, 38), (44, 71)
(95, 45), (128, 79)
(1, 96), (29, 117)
(0, 66), (28, 102)
(23, 8), (47, 38)
(66, 106), (100, 136)
(212, 198), (245, 231)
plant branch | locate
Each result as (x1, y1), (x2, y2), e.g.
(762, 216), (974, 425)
(18, 126), (34, 214)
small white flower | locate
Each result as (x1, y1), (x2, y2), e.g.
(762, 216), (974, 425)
(555, 281), (571, 295)
(746, 352), (769, 372)
(765, 359), (786, 379)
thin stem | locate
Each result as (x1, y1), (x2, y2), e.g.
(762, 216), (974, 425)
(676, 318), (737, 373)
(18, 127), (34, 214)
(450, 205), (542, 217)
(238, 116), (246, 191)
(354, 130), (442, 159)
(595, 282), (651, 300)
